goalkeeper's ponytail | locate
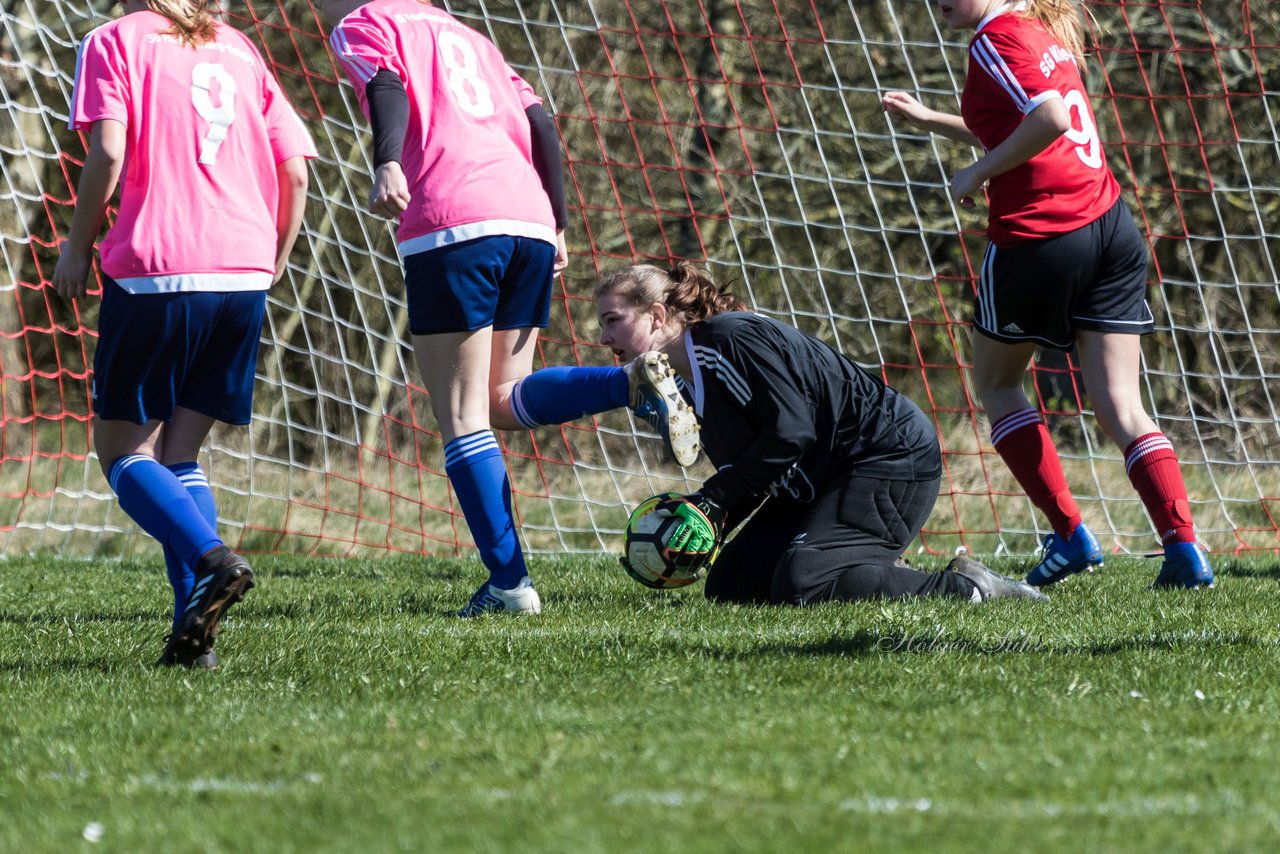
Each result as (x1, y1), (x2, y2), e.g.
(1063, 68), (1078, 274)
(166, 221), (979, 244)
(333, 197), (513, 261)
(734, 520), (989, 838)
(664, 261), (748, 323)
(596, 261), (748, 328)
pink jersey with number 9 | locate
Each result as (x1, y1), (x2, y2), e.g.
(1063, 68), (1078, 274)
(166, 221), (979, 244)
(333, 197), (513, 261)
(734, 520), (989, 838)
(329, 0), (555, 256)
(69, 10), (317, 293)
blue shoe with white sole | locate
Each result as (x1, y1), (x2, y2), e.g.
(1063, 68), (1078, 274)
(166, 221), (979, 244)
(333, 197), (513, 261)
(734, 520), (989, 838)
(457, 576), (542, 617)
(626, 352), (700, 468)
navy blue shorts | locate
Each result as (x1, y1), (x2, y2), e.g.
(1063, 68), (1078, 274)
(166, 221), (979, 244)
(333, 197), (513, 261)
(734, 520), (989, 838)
(402, 235), (555, 335)
(973, 198), (1155, 350)
(92, 277), (266, 425)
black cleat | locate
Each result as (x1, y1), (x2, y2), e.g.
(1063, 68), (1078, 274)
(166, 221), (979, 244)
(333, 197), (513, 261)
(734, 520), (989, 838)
(947, 555), (1049, 603)
(157, 546), (254, 667)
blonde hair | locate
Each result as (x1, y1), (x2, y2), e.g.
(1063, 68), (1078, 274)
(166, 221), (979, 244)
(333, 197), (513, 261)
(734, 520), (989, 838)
(596, 261), (748, 328)
(1023, 0), (1087, 64)
(144, 0), (219, 47)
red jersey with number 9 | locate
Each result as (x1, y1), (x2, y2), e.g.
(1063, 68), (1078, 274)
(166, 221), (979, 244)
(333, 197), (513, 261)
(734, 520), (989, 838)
(961, 5), (1120, 247)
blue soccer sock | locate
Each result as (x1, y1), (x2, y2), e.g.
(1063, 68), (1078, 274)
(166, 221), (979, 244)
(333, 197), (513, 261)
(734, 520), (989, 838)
(107, 454), (223, 572)
(509, 366), (629, 428)
(443, 431), (528, 590)
(161, 461), (218, 628)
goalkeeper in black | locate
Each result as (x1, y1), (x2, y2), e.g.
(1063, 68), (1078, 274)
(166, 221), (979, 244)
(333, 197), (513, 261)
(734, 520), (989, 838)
(597, 262), (1047, 606)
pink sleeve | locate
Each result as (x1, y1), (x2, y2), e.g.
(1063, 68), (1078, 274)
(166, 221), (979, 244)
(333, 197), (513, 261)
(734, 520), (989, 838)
(329, 14), (400, 88)
(506, 64), (543, 111)
(69, 26), (129, 130)
(262, 71), (319, 163)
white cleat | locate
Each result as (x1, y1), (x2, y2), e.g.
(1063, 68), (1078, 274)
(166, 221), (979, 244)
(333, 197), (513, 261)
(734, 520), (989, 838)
(457, 576), (542, 617)
(625, 351), (701, 467)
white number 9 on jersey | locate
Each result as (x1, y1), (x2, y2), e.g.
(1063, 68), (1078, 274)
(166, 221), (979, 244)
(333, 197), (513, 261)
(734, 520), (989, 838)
(1062, 88), (1102, 170)
(191, 62), (238, 165)
(438, 30), (495, 118)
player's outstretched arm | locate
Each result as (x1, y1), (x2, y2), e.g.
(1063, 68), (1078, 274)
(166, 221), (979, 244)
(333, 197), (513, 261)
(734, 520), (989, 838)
(52, 119), (126, 299)
(274, 155), (309, 283)
(881, 91), (980, 146)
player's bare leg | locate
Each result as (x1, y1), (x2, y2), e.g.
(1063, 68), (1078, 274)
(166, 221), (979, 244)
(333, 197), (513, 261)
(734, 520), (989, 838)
(487, 326), (541, 432)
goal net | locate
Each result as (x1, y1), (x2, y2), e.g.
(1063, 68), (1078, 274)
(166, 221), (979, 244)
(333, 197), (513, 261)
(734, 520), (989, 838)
(3, 0), (1277, 561)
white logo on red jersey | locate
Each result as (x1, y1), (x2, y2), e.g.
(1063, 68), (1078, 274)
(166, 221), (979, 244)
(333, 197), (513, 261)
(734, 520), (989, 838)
(1038, 44), (1076, 78)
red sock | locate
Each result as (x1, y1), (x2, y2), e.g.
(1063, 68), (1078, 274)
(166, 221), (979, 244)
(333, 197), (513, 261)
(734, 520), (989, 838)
(1125, 432), (1195, 544)
(991, 409), (1081, 539)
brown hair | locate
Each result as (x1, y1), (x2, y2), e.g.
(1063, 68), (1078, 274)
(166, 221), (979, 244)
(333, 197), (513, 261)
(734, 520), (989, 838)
(145, 0), (219, 47)
(1023, 0), (1087, 64)
(596, 261), (749, 328)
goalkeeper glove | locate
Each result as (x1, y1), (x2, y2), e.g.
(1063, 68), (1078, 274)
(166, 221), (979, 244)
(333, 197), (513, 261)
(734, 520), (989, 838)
(654, 492), (726, 570)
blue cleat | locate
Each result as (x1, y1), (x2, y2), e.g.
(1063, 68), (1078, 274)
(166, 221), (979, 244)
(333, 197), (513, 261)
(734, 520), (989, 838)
(1152, 541), (1215, 589)
(1026, 523), (1104, 587)
(457, 576), (542, 617)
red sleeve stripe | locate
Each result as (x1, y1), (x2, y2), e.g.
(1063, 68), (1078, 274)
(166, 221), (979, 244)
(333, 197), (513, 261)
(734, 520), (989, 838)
(1124, 433), (1175, 474)
(990, 407), (1044, 446)
(971, 34), (1031, 112)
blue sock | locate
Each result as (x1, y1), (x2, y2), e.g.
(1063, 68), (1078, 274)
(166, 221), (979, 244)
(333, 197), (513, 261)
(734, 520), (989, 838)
(509, 366), (629, 428)
(108, 454), (223, 571)
(443, 431), (528, 589)
(162, 461), (218, 628)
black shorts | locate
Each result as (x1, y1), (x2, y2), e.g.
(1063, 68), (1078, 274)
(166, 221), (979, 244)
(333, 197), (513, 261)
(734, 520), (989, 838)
(704, 474), (941, 606)
(973, 197), (1154, 351)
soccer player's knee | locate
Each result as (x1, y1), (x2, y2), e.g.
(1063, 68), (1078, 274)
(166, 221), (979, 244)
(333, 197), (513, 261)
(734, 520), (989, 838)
(487, 410), (523, 432)
(768, 545), (825, 606)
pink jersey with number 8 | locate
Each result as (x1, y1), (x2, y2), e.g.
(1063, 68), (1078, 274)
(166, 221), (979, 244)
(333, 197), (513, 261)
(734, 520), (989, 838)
(329, 0), (555, 256)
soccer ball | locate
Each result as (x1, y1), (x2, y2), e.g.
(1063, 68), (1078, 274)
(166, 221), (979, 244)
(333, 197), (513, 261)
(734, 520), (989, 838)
(621, 493), (714, 589)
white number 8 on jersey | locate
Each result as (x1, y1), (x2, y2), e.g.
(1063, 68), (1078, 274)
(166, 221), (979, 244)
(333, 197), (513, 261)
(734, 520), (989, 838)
(438, 30), (495, 118)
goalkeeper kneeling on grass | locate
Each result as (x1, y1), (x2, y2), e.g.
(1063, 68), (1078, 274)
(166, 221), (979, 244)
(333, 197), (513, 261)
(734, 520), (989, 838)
(598, 261), (1048, 605)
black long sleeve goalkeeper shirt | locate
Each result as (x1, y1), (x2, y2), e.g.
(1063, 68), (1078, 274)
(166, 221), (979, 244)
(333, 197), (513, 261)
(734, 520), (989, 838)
(681, 312), (941, 518)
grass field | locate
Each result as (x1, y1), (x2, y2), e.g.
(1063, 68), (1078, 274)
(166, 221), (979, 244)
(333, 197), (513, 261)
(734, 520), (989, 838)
(3, 550), (1279, 853)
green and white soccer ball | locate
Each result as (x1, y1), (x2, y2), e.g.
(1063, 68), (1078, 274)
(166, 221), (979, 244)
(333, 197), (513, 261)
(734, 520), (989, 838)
(620, 493), (715, 589)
